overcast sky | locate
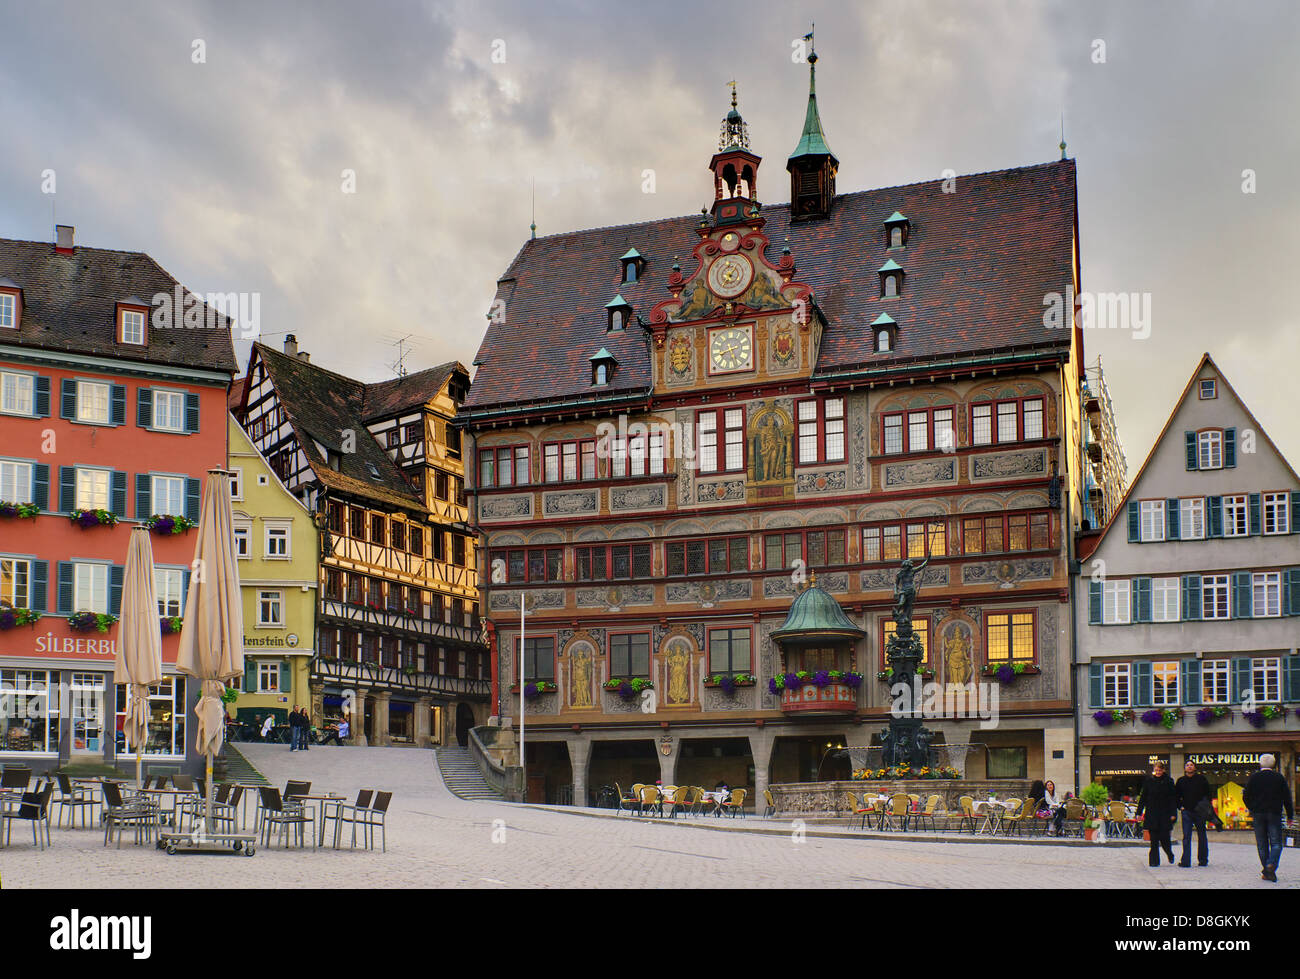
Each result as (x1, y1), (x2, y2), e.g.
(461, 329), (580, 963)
(1, 0), (1297, 470)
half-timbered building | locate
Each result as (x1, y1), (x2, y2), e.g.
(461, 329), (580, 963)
(234, 337), (487, 748)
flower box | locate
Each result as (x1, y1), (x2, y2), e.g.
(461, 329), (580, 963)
(704, 673), (755, 693)
(511, 680), (558, 699)
(604, 677), (654, 701)
(0, 501), (40, 519)
(770, 670), (864, 694)
(1140, 707), (1184, 729)
(145, 513), (195, 535)
(981, 664), (1041, 684)
(1092, 709), (1133, 727)
(876, 668), (934, 682)
(1195, 706), (1232, 726)
(67, 611), (118, 633)
(0, 607), (41, 630)
(160, 616), (183, 635)
(1243, 706), (1289, 728)
(69, 508), (118, 529)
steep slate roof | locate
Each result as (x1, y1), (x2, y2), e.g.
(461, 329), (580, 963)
(362, 361), (462, 421)
(0, 236), (238, 373)
(465, 160), (1076, 413)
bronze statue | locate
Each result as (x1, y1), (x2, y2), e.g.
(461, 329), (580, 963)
(892, 552), (930, 629)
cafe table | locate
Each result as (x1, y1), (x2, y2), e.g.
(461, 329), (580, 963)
(142, 787), (200, 829)
(291, 792), (347, 847)
(971, 799), (1010, 835)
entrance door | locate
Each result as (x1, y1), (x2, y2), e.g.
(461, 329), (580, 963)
(69, 673), (106, 760)
(455, 703), (475, 747)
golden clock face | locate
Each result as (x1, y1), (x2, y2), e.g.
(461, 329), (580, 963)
(709, 326), (753, 373)
(707, 254), (753, 299)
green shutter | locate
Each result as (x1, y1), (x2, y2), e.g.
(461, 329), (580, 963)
(1181, 659), (1201, 706)
(1088, 580), (1102, 625)
(1133, 661), (1153, 707)
(1231, 658), (1252, 704)
(185, 478), (201, 521)
(110, 470), (127, 518)
(280, 661), (292, 694)
(109, 565), (124, 616)
(60, 379), (76, 419)
(1166, 499), (1180, 540)
(243, 660), (256, 693)
(135, 474), (151, 519)
(137, 387), (153, 428)
(30, 561), (48, 612)
(32, 464), (49, 511)
(57, 562), (73, 613)
(1283, 655), (1300, 703)
(1286, 568), (1300, 616)
(1291, 492), (1300, 535)
(1232, 571), (1252, 619)
(1133, 577), (1152, 623)
(1127, 501), (1139, 542)
(110, 384), (126, 426)
(59, 466), (76, 512)
(1224, 428), (1236, 468)
(34, 376), (50, 417)
(185, 393), (200, 434)
(1207, 497), (1223, 537)
(1182, 575), (1201, 620)
(1089, 663), (1103, 709)
(1185, 432), (1198, 470)
(1249, 493), (1262, 535)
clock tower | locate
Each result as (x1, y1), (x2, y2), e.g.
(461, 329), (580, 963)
(708, 84), (762, 227)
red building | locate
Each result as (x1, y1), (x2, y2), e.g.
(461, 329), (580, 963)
(0, 226), (236, 772)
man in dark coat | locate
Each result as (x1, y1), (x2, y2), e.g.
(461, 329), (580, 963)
(1175, 760), (1214, 867)
(1136, 761), (1177, 867)
(1243, 753), (1295, 882)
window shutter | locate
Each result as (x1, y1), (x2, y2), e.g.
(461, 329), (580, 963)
(60, 379), (76, 419)
(135, 474), (151, 519)
(1088, 580), (1102, 625)
(1292, 492), (1300, 536)
(1181, 659), (1201, 706)
(1224, 427), (1236, 468)
(1089, 663), (1103, 709)
(185, 478), (201, 521)
(1230, 657), (1252, 703)
(110, 470), (128, 518)
(1133, 577), (1152, 623)
(1232, 571), (1252, 619)
(1207, 496), (1223, 538)
(57, 562), (73, 613)
(1182, 574), (1202, 620)
(1166, 499), (1180, 540)
(1248, 493), (1261, 535)
(1184, 432), (1198, 470)
(32, 464), (49, 511)
(59, 466), (76, 512)
(280, 661), (292, 694)
(34, 375), (50, 417)
(243, 660), (256, 693)
(109, 565), (124, 616)
(1133, 660), (1153, 707)
(185, 393), (200, 434)
(1127, 501), (1139, 542)
(182, 569), (190, 614)
(30, 561), (48, 612)
(1283, 655), (1300, 703)
(137, 387), (153, 428)
(110, 385), (126, 426)
(1284, 567), (1300, 616)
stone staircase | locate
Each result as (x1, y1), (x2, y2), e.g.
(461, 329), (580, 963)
(221, 745), (269, 785)
(436, 746), (504, 800)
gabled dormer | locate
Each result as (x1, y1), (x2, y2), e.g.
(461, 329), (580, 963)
(606, 294), (632, 332)
(787, 50), (838, 222)
(872, 312), (897, 352)
(619, 248), (645, 284)
(884, 211), (911, 248)
(117, 296), (150, 346)
(0, 277), (22, 331)
(589, 347), (617, 386)
(878, 259), (904, 298)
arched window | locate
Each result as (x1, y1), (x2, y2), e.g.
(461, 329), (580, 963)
(883, 275), (898, 297)
(611, 310), (623, 331)
(594, 364), (609, 385)
(623, 263), (637, 283)
(889, 226), (903, 247)
(878, 330), (891, 352)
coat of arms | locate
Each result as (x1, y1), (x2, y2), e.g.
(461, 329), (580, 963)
(772, 322), (795, 366)
(668, 335), (691, 377)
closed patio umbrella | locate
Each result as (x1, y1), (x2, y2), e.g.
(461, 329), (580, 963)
(113, 526), (164, 791)
(175, 470), (244, 839)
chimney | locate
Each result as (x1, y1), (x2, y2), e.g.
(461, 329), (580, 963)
(55, 225), (75, 254)
(283, 334), (298, 357)
(300, 352), (310, 362)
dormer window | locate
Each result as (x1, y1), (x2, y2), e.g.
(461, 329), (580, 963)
(884, 211), (910, 248)
(0, 279), (22, 329)
(620, 248), (645, 283)
(872, 313), (897, 353)
(590, 347), (617, 386)
(117, 300), (149, 345)
(605, 294), (632, 332)
(878, 259), (904, 298)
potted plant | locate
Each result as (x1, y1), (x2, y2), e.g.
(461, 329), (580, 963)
(604, 677), (653, 701)
(519, 680), (558, 699)
(144, 513), (196, 535)
(1195, 706), (1232, 726)
(704, 673), (756, 693)
(1080, 781), (1110, 840)
(981, 662), (1041, 683)
(0, 606), (41, 630)
(1243, 705), (1289, 728)
(1140, 707), (1184, 729)
(159, 615), (183, 635)
(220, 686), (239, 706)
(69, 508), (118, 529)
(0, 501), (41, 519)
(68, 611), (117, 633)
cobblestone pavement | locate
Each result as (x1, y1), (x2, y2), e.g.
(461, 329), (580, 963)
(1, 745), (1293, 888)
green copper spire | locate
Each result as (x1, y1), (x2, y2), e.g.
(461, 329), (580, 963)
(788, 49), (837, 163)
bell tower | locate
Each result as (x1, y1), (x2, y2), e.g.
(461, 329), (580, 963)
(787, 45), (838, 222)
(708, 83), (762, 227)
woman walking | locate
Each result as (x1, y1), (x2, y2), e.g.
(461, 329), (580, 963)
(1136, 761), (1178, 867)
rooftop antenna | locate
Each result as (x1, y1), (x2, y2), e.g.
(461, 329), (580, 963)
(390, 334), (413, 378)
(530, 179), (536, 239)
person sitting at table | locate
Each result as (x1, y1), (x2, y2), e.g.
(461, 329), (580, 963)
(321, 716), (349, 746)
(1043, 780), (1067, 836)
(260, 714), (275, 742)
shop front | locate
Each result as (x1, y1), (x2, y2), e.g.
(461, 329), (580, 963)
(1182, 751), (1279, 830)
(1090, 751), (1171, 802)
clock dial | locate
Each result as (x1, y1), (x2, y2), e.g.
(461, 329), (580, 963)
(707, 254), (753, 299)
(709, 326), (753, 373)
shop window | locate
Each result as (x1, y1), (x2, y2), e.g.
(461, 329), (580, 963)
(987, 747), (1027, 779)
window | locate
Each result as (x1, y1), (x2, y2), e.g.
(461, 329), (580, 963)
(0, 460), (33, 503)
(971, 397), (1044, 445)
(593, 363), (609, 385)
(1102, 580), (1130, 624)
(793, 398), (846, 465)
(708, 628), (751, 676)
(987, 747), (1028, 779)
(76, 468), (111, 510)
(266, 526), (290, 559)
(972, 404), (993, 446)
(1263, 492), (1290, 534)
(479, 445), (528, 488)
(861, 523), (905, 563)
(1139, 500), (1165, 542)
(576, 544), (651, 581)
(882, 619), (930, 667)
(152, 390), (185, 432)
(391, 520), (406, 551)
(882, 274), (899, 297)
(1152, 661), (1180, 706)
(76, 381), (110, 424)
(1202, 659), (1229, 704)
(0, 293), (14, 328)
(152, 475), (184, 516)
(763, 529), (846, 569)
(1222, 495), (1248, 537)
(997, 402), (1018, 442)
(1252, 572), (1281, 617)
(889, 226), (903, 248)
(155, 568), (184, 617)
(452, 533), (467, 567)
(408, 525), (423, 555)
(1199, 379), (1217, 400)
(519, 637), (555, 681)
(986, 611), (1035, 663)
(666, 536), (749, 576)
(881, 405), (955, 455)
(0, 371), (34, 416)
(1197, 430), (1222, 470)
(74, 563), (108, 613)
(229, 468), (242, 500)
(434, 470), (449, 500)
(1253, 657), (1281, 702)
(0, 558), (30, 608)
(446, 427), (462, 458)
(495, 548), (563, 583)
(1179, 498), (1205, 540)
(877, 329), (891, 352)
(258, 662), (281, 693)
(1023, 399), (1044, 440)
(1151, 577), (1180, 622)
(960, 512), (1051, 555)
(1201, 574), (1230, 619)
(1102, 663), (1130, 708)
(257, 590), (283, 627)
(610, 633), (650, 677)
(120, 309), (145, 344)
(233, 525), (250, 559)
(696, 408), (745, 474)
(370, 514), (386, 543)
(542, 439), (596, 483)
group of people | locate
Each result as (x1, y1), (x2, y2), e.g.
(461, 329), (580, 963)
(237, 709), (349, 748)
(1137, 756), (1295, 881)
(287, 706), (313, 751)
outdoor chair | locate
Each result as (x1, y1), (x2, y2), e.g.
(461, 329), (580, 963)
(879, 792), (911, 832)
(101, 781), (156, 848)
(323, 789), (373, 849)
(257, 786), (315, 849)
(284, 779), (312, 801)
(353, 791), (392, 852)
(615, 783), (640, 815)
(667, 786), (692, 819)
(172, 773), (194, 792)
(53, 773), (97, 828)
(763, 789), (777, 818)
(952, 796), (977, 835)
(914, 794), (945, 832)
(1062, 799), (1087, 838)
(1, 766), (33, 793)
(212, 785), (244, 834)
(848, 792), (877, 830)
(1104, 801), (1137, 839)
(722, 788), (747, 818)
(2, 783), (54, 850)
(638, 785), (661, 817)
(1004, 798), (1040, 837)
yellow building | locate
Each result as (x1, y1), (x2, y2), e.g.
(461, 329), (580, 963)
(226, 412), (318, 735)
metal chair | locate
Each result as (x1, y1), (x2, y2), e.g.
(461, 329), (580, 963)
(53, 774), (98, 828)
(638, 785), (661, 817)
(915, 794), (945, 832)
(667, 785), (692, 818)
(1062, 798), (1087, 838)
(879, 792), (911, 832)
(2, 782), (54, 850)
(1, 766), (33, 793)
(323, 789), (373, 849)
(101, 781), (156, 848)
(354, 791), (392, 851)
(257, 786), (314, 849)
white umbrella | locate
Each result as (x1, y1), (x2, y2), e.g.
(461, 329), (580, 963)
(176, 470), (244, 838)
(113, 526), (164, 790)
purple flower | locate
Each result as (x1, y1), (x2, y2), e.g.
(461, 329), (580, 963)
(152, 516), (175, 534)
(0, 504), (16, 518)
(784, 672), (803, 691)
(768, 678), (780, 695)
(1243, 711), (1266, 729)
(843, 672), (862, 689)
(77, 511), (101, 528)
(1140, 709), (1164, 726)
(813, 670), (832, 687)
(1093, 710), (1114, 727)
(720, 675), (736, 694)
(996, 664), (1015, 685)
(523, 682), (539, 699)
(618, 681), (636, 701)
(0, 610), (15, 630)
(1195, 707), (1215, 726)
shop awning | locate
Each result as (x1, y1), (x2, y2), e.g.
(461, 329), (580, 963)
(390, 701), (413, 713)
(323, 695), (344, 707)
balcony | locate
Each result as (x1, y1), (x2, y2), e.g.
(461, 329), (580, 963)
(780, 683), (858, 715)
